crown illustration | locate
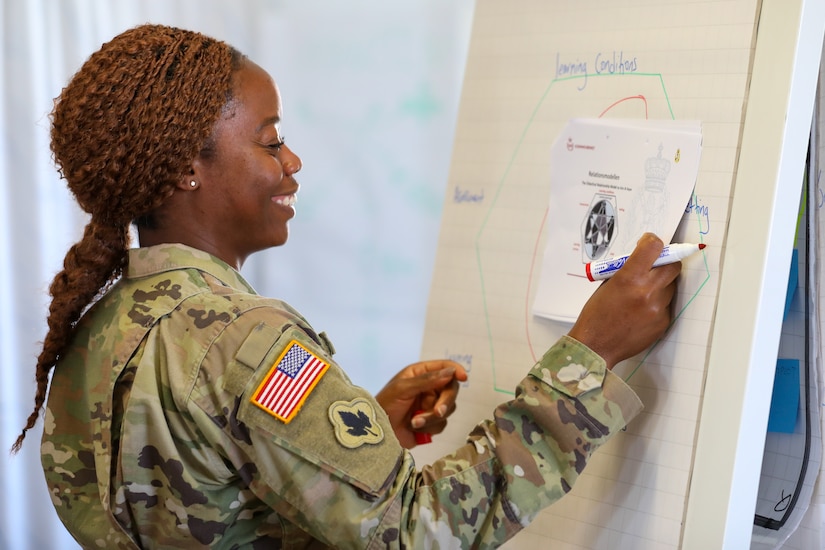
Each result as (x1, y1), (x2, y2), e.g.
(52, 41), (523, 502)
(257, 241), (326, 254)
(644, 143), (671, 192)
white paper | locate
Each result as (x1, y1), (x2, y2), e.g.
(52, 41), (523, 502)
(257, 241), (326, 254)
(533, 118), (703, 322)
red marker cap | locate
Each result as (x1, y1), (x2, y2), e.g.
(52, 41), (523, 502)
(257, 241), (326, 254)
(414, 410), (432, 445)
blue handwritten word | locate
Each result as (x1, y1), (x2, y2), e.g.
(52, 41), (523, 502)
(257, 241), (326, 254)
(555, 53), (588, 90)
(454, 186), (484, 204)
(555, 51), (639, 90)
(594, 51), (638, 76)
(684, 194), (710, 235)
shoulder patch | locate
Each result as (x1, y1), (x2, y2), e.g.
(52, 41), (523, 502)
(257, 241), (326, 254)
(250, 339), (329, 423)
(328, 398), (384, 449)
(233, 323), (403, 496)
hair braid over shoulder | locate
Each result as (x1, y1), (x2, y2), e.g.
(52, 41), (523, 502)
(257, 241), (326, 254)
(12, 24), (245, 452)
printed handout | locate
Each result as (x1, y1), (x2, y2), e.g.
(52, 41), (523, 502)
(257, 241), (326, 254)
(533, 118), (702, 322)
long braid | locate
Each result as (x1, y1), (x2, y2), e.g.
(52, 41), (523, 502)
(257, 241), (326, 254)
(12, 221), (128, 453)
(12, 24), (244, 452)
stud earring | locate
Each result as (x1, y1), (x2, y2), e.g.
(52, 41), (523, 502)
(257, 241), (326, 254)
(189, 180), (197, 188)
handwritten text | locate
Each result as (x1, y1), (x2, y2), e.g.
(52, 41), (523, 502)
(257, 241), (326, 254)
(454, 186), (485, 204)
(555, 50), (639, 91)
(684, 194), (710, 235)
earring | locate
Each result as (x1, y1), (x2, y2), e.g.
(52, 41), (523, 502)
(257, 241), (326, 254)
(189, 180), (197, 188)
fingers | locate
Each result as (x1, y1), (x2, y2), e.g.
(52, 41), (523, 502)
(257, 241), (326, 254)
(375, 360), (465, 408)
(621, 232), (665, 271)
(375, 360), (468, 448)
(405, 361), (466, 440)
(618, 232), (682, 285)
(568, 233), (683, 368)
(407, 360), (468, 382)
(397, 361), (467, 400)
(412, 381), (460, 424)
(411, 410), (450, 433)
(431, 375), (461, 418)
(408, 363), (463, 421)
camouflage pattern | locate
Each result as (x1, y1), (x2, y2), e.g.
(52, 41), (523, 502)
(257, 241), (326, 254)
(41, 243), (643, 549)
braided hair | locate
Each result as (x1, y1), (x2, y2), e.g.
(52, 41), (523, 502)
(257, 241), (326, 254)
(12, 24), (245, 452)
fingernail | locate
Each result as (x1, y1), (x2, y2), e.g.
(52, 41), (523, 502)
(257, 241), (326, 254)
(411, 415), (426, 429)
(437, 404), (448, 418)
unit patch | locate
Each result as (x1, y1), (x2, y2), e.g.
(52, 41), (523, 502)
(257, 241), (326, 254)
(250, 339), (329, 423)
(328, 398), (384, 449)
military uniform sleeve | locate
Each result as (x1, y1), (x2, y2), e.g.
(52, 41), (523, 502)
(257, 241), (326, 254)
(199, 314), (642, 548)
(402, 334), (643, 546)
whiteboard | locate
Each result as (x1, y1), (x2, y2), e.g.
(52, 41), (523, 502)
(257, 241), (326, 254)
(413, 1), (825, 548)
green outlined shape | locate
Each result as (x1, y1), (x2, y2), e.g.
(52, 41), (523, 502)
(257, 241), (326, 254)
(473, 72), (711, 395)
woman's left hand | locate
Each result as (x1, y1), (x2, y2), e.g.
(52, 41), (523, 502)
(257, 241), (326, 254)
(375, 360), (468, 449)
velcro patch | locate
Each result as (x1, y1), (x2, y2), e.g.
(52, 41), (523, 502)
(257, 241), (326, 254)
(250, 339), (329, 423)
(328, 398), (384, 449)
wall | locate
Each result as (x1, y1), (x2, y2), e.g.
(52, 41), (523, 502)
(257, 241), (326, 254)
(0, 1), (474, 547)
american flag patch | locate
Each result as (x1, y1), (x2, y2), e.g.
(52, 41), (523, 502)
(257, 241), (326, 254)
(251, 340), (329, 423)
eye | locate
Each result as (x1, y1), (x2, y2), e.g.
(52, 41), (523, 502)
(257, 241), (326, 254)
(268, 137), (286, 151)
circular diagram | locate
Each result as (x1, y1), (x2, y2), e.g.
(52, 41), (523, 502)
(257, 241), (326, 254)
(582, 193), (617, 261)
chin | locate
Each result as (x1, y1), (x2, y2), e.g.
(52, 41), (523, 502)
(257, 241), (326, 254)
(270, 229), (289, 248)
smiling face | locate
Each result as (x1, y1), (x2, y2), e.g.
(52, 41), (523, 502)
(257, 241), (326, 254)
(188, 59), (302, 266)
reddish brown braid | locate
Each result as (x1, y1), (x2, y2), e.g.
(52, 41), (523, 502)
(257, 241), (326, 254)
(12, 24), (245, 452)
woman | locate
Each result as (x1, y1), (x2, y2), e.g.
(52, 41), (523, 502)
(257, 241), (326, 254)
(16, 24), (679, 548)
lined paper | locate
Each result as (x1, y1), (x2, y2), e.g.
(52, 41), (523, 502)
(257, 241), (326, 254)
(414, 1), (761, 547)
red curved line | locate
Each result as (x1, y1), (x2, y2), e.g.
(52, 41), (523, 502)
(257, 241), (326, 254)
(598, 94), (648, 119)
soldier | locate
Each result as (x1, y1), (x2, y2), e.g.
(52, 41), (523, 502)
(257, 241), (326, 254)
(16, 24), (679, 548)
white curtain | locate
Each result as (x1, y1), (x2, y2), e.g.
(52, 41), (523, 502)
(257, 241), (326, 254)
(0, 1), (473, 547)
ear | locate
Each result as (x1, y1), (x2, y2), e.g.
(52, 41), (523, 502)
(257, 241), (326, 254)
(175, 166), (199, 191)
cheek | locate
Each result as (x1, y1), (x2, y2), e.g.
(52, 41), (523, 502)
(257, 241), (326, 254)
(266, 155), (286, 181)
(246, 155), (284, 191)
(236, 160), (275, 195)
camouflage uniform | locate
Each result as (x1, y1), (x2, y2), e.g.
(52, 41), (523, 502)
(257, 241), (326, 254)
(41, 244), (643, 549)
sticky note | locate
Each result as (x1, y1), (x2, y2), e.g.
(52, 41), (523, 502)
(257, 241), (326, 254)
(767, 358), (799, 433)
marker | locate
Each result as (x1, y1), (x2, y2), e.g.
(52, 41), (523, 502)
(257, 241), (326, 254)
(585, 243), (706, 281)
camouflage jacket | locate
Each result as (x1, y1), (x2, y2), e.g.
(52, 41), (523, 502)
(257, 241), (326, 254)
(41, 243), (642, 549)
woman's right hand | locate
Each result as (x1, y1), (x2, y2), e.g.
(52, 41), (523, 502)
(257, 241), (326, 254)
(567, 233), (681, 369)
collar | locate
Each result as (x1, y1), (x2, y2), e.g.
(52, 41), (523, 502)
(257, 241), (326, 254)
(127, 243), (257, 295)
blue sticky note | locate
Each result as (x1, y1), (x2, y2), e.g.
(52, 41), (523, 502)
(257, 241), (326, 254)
(783, 248), (799, 321)
(767, 358), (799, 433)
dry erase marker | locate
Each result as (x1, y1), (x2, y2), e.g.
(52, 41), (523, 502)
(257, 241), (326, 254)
(585, 243), (706, 281)
(413, 410), (432, 445)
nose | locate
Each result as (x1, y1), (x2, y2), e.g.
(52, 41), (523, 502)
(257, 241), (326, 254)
(280, 144), (302, 177)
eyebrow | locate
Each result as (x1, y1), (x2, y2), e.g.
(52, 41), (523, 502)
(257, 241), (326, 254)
(256, 115), (281, 133)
